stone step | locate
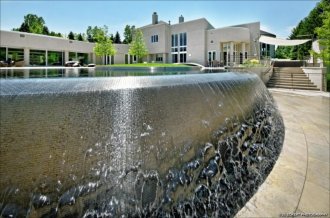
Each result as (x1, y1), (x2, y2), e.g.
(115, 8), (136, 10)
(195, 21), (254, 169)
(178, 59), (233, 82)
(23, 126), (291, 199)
(267, 84), (320, 90)
(273, 75), (308, 79)
(269, 78), (311, 82)
(273, 72), (306, 75)
(267, 82), (317, 87)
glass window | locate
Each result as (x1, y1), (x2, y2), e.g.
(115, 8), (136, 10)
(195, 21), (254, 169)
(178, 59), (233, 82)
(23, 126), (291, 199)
(180, 33), (187, 46)
(0, 47), (6, 61)
(180, 33), (183, 46)
(151, 35), (158, 43)
(69, 52), (77, 61)
(180, 53), (186, 63)
(48, 51), (63, 66)
(77, 53), (88, 65)
(30, 50), (46, 66)
(172, 54), (178, 63)
(8, 48), (24, 62)
(174, 34), (178, 47)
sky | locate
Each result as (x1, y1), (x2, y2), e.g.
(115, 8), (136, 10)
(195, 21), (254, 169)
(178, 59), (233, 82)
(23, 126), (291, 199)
(0, 0), (320, 39)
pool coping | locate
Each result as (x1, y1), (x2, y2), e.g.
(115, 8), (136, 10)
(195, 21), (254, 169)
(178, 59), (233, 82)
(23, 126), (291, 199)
(235, 89), (330, 217)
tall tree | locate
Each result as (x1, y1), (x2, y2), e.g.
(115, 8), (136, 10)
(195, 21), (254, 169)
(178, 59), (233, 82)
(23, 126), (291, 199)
(128, 29), (148, 63)
(123, 25), (135, 44)
(13, 14), (46, 34)
(114, 31), (121, 44)
(276, 0), (330, 59)
(93, 26), (117, 65)
(68, 31), (75, 40)
(86, 25), (108, 42)
(315, 11), (330, 65)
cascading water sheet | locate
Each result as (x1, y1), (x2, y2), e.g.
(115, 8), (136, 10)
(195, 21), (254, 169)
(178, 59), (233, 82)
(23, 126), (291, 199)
(0, 73), (284, 217)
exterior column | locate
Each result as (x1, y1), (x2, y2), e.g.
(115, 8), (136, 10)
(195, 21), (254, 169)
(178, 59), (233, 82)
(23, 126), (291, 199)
(92, 53), (96, 64)
(6, 47), (8, 61)
(24, 48), (30, 66)
(64, 51), (69, 63)
(45, 50), (48, 66)
(163, 53), (166, 63)
(242, 43), (246, 61)
(128, 54), (130, 64)
(230, 42), (234, 66)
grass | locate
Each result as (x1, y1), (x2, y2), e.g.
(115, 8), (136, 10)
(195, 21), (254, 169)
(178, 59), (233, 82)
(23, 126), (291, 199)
(99, 63), (190, 67)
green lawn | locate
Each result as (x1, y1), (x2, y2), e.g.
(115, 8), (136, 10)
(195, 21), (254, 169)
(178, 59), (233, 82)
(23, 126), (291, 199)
(99, 63), (191, 67)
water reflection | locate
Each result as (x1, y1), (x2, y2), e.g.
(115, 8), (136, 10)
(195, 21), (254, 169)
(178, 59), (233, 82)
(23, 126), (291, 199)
(0, 68), (215, 79)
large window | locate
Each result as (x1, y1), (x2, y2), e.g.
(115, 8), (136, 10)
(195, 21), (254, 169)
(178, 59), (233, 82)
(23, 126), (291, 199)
(69, 52), (77, 61)
(77, 53), (88, 65)
(48, 51), (63, 66)
(0, 47), (6, 61)
(171, 32), (187, 63)
(151, 35), (159, 43)
(8, 48), (24, 62)
(30, 50), (46, 66)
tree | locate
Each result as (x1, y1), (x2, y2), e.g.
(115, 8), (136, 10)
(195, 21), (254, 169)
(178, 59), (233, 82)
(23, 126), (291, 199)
(123, 25), (135, 44)
(93, 26), (117, 65)
(114, 31), (121, 44)
(315, 11), (330, 65)
(275, 0), (330, 59)
(42, 26), (49, 35)
(77, 33), (84, 41)
(68, 31), (75, 40)
(14, 14), (46, 34)
(128, 29), (148, 63)
(110, 34), (114, 42)
(86, 25), (108, 42)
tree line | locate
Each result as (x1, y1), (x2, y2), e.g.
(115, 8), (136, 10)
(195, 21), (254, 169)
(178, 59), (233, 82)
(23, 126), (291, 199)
(12, 13), (149, 62)
(275, 0), (330, 60)
(12, 14), (135, 44)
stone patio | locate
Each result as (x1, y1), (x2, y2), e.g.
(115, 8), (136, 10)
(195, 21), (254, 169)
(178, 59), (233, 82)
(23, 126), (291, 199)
(236, 89), (329, 217)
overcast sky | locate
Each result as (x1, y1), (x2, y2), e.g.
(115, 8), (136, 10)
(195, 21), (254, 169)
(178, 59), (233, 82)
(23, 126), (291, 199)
(0, 1), (319, 39)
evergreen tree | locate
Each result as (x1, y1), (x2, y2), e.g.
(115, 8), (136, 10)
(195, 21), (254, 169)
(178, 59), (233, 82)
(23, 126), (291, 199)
(77, 33), (84, 41)
(114, 31), (121, 44)
(68, 31), (75, 40)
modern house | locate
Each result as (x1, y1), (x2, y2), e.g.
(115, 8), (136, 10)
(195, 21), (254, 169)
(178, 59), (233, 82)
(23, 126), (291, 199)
(0, 12), (275, 67)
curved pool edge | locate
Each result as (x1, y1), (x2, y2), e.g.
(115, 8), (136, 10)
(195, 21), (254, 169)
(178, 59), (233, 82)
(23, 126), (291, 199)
(0, 72), (285, 217)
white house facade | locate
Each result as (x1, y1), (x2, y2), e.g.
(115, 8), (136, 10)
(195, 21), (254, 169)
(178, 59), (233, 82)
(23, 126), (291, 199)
(0, 12), (276, 67)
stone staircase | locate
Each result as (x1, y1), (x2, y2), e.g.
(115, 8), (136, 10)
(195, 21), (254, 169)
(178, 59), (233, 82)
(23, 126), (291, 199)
(267, 67), (320, 91)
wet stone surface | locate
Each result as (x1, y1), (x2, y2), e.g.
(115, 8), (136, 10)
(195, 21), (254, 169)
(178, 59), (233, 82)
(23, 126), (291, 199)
(0, 74), (284, 218)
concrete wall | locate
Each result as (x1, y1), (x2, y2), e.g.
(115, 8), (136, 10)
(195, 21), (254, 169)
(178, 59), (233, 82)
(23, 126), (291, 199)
(140, 22), (170, 55)
(302, 67), (327, 91)
(207, 27), (251, 63)
(0, 30), (129, 65)
(170, 19), (212, 65)
(231, 22), (261, 58)
(1, 30), (94, 53)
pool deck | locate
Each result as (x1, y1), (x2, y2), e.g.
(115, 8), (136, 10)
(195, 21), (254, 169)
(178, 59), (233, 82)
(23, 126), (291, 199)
(236, 88), (330, 217)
